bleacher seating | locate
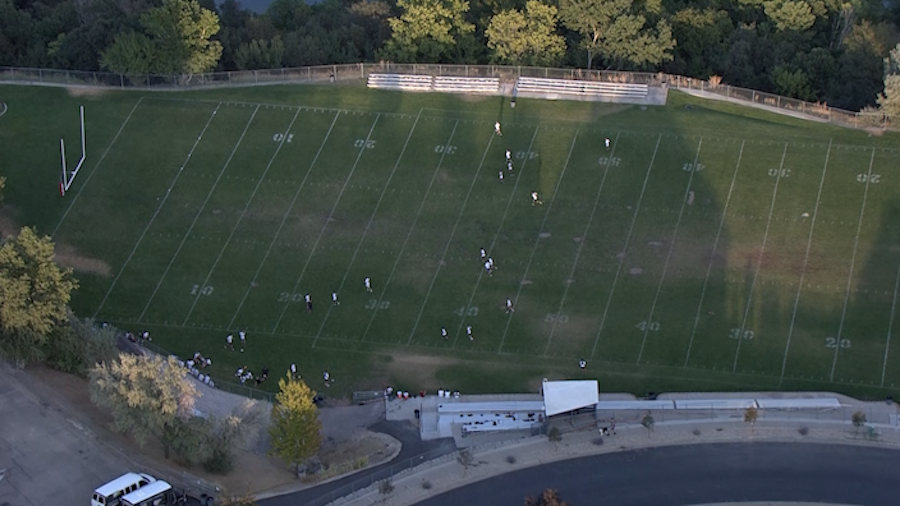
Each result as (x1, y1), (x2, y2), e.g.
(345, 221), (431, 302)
(433, 76), (500, 94)
(515, 76), (649, 100)
(367, 73), (433, 91)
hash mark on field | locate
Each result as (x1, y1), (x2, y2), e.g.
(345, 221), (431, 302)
(451, 127), (538, 349)
(137, 105), (260, 322)
(830, 148), (876, 381)
(92, 103), (220, 319)
(357, 120), (460, 343)
(732, 143), (788, 372)
(311, 110), (423, 348)
(404, 126), (494, 348)
(499, 130), (578, 354)
(880, 260), (900, 387)
(778, 141), (831, 385)
(591, 134), (662, 358)
(182, 107), (302, 325)
(53, 97), (144, 238)
(542, 132), (620, 354)
(272, 114), (382, 333)
(682, 139), (743, 366)
(636, 138), (703, 364)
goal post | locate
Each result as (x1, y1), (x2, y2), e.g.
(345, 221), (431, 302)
(59, 105), (85, 196)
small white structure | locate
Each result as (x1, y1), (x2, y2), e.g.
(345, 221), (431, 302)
(542, 379), (599, 416)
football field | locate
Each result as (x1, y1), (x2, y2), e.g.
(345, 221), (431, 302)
(4, 84), (900, 397)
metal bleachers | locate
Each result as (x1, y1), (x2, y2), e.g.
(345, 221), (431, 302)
(433, 76), (500, 94)
(367, 73), (433, 91)
(515, 76), (649, 100)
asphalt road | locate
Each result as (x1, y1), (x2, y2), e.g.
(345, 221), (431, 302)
(417, 442), (900, 506)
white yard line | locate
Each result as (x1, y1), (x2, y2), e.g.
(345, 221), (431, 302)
(402, 130), (494, 349)
(92, 102), (219, 319)
(181, 107), (302, 326)
(683, 141), (744, 367)
(829, 148), (876, 381)
(52, 97), (144, 238)
(355, 120), (460, 344)
(272, 114), (382, 333)
(635, 138), (703, 364)
(496, 131), (578, 355)
(590, 135), (662, 358)
(136, 105), (260, 322)
(880, 261), (900, 387)
(731, 143), (788, 372)
(310, 111), (423, 348)
(445, 127), (539, 349)
(226, 111), (341, 330)
(540, 133), (621, 354)
(777, 141), (831, 385)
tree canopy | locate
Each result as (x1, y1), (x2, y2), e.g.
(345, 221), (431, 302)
(486, 0), (565, 66)
(89, 353), (198, 458)
(379, 0), (476, 62)
(0, 226), (78, 362)
(268, 373), (322, 473)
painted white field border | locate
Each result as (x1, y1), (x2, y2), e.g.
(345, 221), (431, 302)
(635, 138), (703, 364)
(181, 108), (302, 325)
(683, 141), (744, 367)
(881, 261), (900, 386)
(448, 127), (539, 348)
(310, 110), (423, 348)
(92, 102), (220, 319)
(271, 114), (382, 333)
(777, 141), (831, 385)
(498, 131), (578, 354)
(354, 120), (460, 343)
(829, 148), (877, 381)
(542, 133), (621, 354)
(53, 97), (144, 238)
(135, 105), (260, 322)
(590, 134), (662, 358)
(0, 101), (7, 118)
(400, 128), (495, 348)
(227, 111), (341, 330)
(731, 143), (788, 372)
(484, 131), (575, 352)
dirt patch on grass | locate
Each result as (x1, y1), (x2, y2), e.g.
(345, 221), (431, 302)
(67, 86), (109, 98)
(55, 243), (112, 277)
(386, 352), (460, 390)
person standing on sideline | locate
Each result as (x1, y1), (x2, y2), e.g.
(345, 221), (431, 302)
(494, 121), (502, 136)
(531, 191), (543, 206)
(290, 363), (298, 379)
(305, 293), (313, 313)
(239, 331), (246, 352)
(332, 291), (339, 305)
(506, 298), (515, 313)
(441, 327), (448, 340)
(466, 325), (473, 341)
(225, 334), (234, 350)
(365, 277), (373, 293)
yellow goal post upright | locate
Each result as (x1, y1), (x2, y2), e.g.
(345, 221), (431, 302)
(59, 105), (85, 197)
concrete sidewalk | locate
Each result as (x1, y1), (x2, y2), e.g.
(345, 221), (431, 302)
(335, 395), (900, 506)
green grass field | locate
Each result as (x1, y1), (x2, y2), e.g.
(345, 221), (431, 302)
(2, 82), (900, 399)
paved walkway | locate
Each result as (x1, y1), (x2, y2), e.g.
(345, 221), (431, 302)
(332, 393), (900, 506)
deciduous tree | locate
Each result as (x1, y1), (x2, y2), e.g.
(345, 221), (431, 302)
(0, 226), (78, 362)
(268, 373), (322, 475)
(877, 43), (900, 117)
(379, 0), (476, 63)
(525, 488), (569, 506)
(89, 353), (198, 458)
(486, 0), (565, 66)
(744, 405), (759, 432)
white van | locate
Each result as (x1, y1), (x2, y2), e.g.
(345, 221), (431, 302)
(92, 472), (156, 506)
(119, 480), (175, 506)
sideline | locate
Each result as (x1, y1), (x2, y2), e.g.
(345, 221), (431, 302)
(0, 101), (7, 118)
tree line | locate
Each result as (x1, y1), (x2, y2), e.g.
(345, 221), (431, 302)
(1, 0), (899, 111)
